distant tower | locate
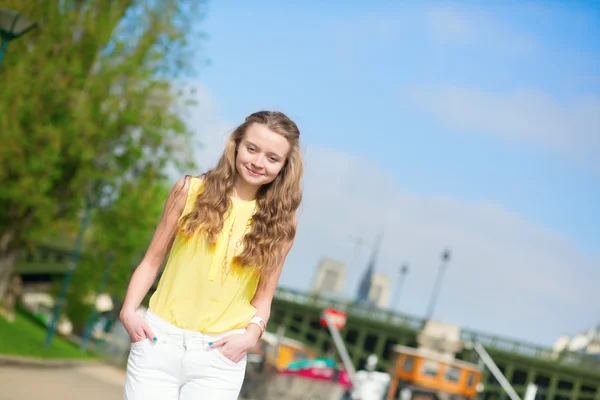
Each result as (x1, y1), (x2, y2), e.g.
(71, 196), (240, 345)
(369, 272), (391, 309)
(311, 258), (345, 296)
(356, 233), (390, 308)
(356, 236), (378, 304)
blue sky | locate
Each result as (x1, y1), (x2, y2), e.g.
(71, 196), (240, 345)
(181, 0), (600, 346)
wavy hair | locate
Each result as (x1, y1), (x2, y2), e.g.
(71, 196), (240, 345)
(179, 111), (302, 276)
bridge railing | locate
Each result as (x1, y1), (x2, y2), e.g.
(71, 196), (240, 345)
(461, 329), (600, 371)
(15, 244), (76, 274)
(461, 329), (553, 358)
(274, 287), (600, 372)
(274, 287), (424, 330)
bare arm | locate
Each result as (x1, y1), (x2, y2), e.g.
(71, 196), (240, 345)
(247, 216), (298, 338)
(119, 177), (190, 339)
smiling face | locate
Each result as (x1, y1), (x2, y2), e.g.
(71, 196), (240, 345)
(235, 122), (291, 189)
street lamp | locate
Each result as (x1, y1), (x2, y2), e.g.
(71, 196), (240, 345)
(80, 254), (115, 353)
(45, 194), (94, 348)
(0, 9), (37, 71)
(45, 179), (105, 347)
(425, 249), (451, 320)
(392, 263), (409, 310)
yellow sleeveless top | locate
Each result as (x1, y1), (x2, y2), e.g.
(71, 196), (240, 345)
(149, 177), (260, 333)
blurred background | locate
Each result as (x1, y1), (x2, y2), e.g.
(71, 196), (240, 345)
(0, 1), (598, 399)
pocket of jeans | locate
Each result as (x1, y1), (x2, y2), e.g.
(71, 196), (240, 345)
(215, 348), (244, 367)
(130, 338), (149, 350)
(130, 319), (163, 350)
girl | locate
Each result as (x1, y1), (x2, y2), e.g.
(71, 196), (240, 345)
(119, 111), (302, 399)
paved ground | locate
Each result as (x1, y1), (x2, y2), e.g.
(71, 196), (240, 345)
(0, 363), (337, 400)
(0, 364), (125, 400)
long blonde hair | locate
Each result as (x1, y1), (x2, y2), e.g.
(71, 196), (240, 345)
(179, 111), (302, 276)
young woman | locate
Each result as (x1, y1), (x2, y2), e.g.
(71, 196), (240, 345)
(119, 111), (302, 399)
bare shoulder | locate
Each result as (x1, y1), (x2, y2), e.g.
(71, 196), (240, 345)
(174, 175), (192, 195)
(166, 176), (192, 215)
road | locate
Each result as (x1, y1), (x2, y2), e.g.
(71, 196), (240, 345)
(0, 364), (125, 400)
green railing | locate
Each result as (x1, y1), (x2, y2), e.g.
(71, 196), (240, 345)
(15, 244), (75, 274)
(274, 286), (424, 330)
(461, 328), (600, 371)
(274, 287), (600, 372)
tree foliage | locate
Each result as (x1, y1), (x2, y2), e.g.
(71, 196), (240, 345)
(65, 176), (171, 333)
(0, 0), (206, 300)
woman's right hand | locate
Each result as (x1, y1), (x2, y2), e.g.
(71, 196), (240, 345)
(120, 308), (156, 343)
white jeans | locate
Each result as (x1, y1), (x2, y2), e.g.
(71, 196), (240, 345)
(124, 310), (247, 400)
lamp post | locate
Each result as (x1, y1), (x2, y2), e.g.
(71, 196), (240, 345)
(425, 249), (451, 321)
(80, 254), (114, 353)
(44, 195), (93, 348)
(0, 9), (37, 71)
(392, 263), (409, 310)
(45, 178), (105, 347)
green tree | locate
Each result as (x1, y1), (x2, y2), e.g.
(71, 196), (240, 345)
(0, 1), (205, 302)
(64, 176), (171, 334)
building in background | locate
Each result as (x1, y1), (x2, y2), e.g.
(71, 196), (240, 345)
(310, 233), (391, 307)
(369, 272), (391, 309)
(355, 233), (390, 308)
(553, 325), (600, 357)
(311, 257), (345, 296)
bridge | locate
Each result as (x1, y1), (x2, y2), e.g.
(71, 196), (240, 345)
(13, 244), (600, 400)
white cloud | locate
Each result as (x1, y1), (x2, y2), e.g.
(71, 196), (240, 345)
(424, 5), (539, 53)
(180, 83), (599, 346)
(427, 7), (475, 44)
(405, 86), (600, 170)
(331, 13), (405, 42)
(329, 5), (538, 56)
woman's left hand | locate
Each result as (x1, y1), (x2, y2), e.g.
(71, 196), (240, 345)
(209, 329), (261, 364)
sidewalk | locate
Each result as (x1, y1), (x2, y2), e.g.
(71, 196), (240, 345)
(0, 364), (125, 400)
